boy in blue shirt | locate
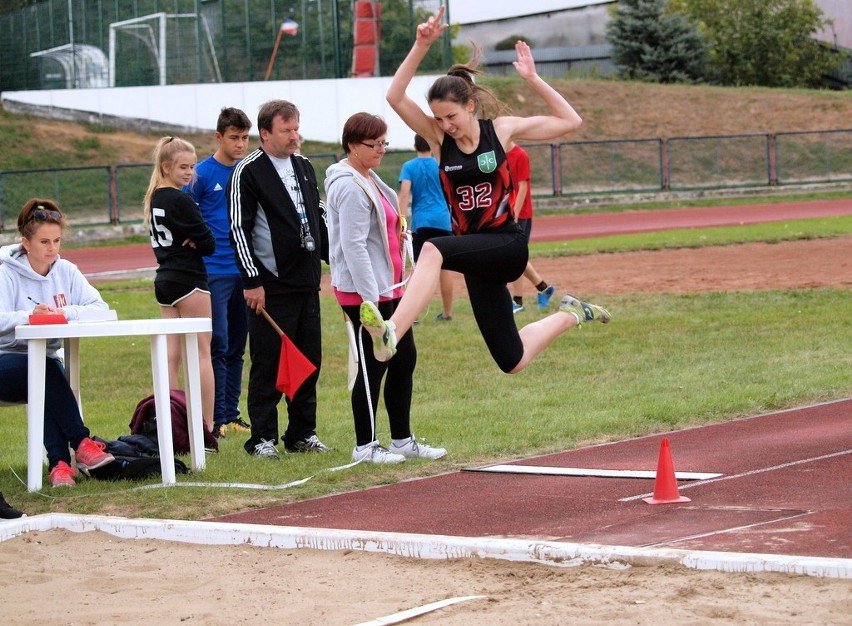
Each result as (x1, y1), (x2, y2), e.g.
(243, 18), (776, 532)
(187, 107), (253, 438)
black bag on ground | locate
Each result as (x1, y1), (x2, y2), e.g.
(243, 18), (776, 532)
(87, 435), (189, 481)
(129, 389), (218, 454)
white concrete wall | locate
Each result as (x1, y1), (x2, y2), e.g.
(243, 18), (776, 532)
(1, 74), (442, 147)
(456, 4), (613, 49)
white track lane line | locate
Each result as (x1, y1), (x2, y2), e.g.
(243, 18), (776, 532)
(470, 465), (722, 480)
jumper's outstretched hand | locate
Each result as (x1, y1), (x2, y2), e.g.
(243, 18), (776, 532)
(512, 41), (538, 81)
(416, 6), (448, 46)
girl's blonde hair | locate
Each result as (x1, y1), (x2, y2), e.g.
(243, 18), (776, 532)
(143, 136), (196, 225)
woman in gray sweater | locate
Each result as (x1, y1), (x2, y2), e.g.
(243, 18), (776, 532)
(325, 112), (446, 464)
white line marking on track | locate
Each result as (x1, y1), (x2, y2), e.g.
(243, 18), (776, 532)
(641, 510), (814, 548)
(470, 465), (722, 480)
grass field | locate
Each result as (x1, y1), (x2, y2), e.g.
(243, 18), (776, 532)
(1, 216), (849, 520)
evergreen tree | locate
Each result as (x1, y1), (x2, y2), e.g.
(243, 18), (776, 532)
(606, 0), (709, 84)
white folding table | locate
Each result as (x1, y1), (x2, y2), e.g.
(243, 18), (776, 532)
(15, 317), (211, 491)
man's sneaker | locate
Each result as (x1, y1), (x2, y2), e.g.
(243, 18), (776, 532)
(226, 418), (251, 433)
(251, 438), (280, 459)
(212, 423), (225, 439)
(434, 313), (453, 321)
(0, 492), (24, 519)
(537, 284), (557, 310)
(49, 461), (77, 488)
(74, 437), (115, 470)
(351, 441), (406, 464)
(284, 434), (332, 453)
(559, 294), (612, 325)
(359, 301), (397, 362)
(512, 302), (524, 314)
(389, 436), (447, 460)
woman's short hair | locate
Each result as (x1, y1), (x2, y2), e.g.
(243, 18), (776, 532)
(341, 112), (388, 154)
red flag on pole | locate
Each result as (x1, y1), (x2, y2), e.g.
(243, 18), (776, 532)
(261, 309), (316, 400)
(280, 18), (299, 36)
(275, 332), (316, 400)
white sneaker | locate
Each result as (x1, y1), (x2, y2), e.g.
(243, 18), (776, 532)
(389, 436), (447, 460)
(352, 441), (406, 464)
(251, 438), (280, 459)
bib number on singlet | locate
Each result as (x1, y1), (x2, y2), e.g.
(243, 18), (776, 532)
(456, 183), (493, 211)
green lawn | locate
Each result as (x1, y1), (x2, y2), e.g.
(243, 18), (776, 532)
(1, 217), (849, 520)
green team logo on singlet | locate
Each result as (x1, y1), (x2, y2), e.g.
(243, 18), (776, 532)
(477, 151), (498, 173)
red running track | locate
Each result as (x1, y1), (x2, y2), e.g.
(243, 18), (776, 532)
(212, 399), (852, 559)
(62, 198), (852, 279)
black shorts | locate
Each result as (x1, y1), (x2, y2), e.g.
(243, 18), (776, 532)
(428, 225), (529, 372)
(429, 226), (528, 284)
(412, 227), (453, 260)
(516, 218), (532, 242)
(154, 279), (210, 307)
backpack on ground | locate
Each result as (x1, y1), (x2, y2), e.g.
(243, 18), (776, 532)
(129, 389), (218, 454)
(87, 435), (189, 481)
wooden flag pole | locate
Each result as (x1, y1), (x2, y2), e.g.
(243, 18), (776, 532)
(264, 29), (285, 80)
(260, 308), (284, 337)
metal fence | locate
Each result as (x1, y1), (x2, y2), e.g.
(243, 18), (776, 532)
(1, 129), (850, 231)
(0, 0), (449, 91)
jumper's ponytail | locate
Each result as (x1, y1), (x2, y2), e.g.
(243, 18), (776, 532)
(427, 44), (506, 118)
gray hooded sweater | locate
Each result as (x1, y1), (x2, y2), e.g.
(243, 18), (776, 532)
(0, 243), (108, 358)
(324, 159), (402, 304)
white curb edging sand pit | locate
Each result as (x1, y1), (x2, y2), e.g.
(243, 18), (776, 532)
(1, 513), (849, 579)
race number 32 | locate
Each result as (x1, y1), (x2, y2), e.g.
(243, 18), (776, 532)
(455, 183), (493, 211)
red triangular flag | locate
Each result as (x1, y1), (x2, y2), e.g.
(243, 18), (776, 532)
(276, 332), (316, 400)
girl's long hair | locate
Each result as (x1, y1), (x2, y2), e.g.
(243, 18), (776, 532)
(143, 136), (196, 226)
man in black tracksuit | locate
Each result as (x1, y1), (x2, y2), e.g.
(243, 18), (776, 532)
(227, 99), (330, 458)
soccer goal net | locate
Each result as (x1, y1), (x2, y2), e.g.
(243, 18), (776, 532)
(108, 12), (221, 87)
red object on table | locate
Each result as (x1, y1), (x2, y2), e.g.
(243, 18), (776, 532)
(28, 314), (68, 325)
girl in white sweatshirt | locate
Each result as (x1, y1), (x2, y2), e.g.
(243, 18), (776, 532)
(0, 199), (114, 487)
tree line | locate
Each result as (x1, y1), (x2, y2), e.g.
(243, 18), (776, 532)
(605, 0), (845, 88)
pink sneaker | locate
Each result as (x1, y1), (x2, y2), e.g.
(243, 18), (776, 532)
(50, 461), (77, 487)
(75, 437), (115, 470)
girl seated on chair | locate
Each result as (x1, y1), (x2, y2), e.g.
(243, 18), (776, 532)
(0, 199), (115, 488)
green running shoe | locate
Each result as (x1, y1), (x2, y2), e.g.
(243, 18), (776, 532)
(359, 301), (397, 361)
(559, 294), (612, 325)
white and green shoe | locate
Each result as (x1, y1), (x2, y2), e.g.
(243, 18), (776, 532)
(359, 301), (398, 362)
(559, 294), (612, 325)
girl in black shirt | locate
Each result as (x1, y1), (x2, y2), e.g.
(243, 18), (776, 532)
(144, 136), (216, 430)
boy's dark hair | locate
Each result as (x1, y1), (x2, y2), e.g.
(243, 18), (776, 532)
(413, 134), (430, 153)
(217, 107), (252, 134)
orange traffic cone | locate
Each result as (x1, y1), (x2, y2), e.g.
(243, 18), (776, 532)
(643, 437), (691, 504)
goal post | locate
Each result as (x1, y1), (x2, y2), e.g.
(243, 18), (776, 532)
(108, 12), (221, 88)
